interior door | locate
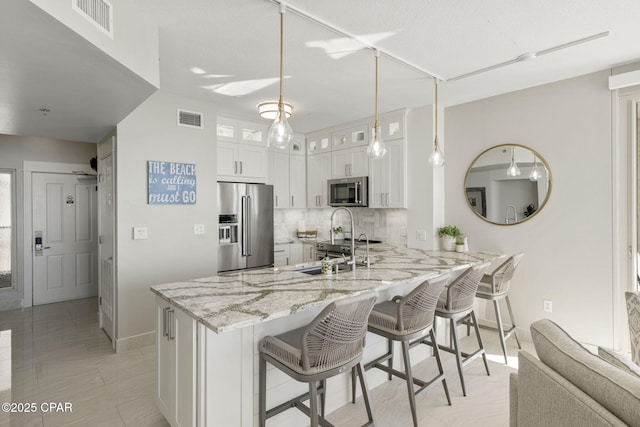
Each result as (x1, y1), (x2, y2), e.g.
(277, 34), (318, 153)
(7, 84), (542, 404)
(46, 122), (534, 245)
(98, 149), (115, 340)
(32, 173), (98, 305)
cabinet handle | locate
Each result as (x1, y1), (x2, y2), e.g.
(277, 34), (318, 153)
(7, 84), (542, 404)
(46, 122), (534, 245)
(386, 193), (389, 206)
(162, 307), (170, 337)
(286, 257), (289, 265)
(309, 247), (313, 258)
(234, 161), (238, 174)
(239, 161), (243, 174)
(275, 195), (278, 207)
(274, 249), (286, 253)
(167, 309), (175, 341)
(291, 195), (294, 206)
(319, 195), (322, 206)
(381, 193), (384, 206)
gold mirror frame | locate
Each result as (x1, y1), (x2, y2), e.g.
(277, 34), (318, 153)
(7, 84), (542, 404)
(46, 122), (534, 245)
(464, 144), (552, 226)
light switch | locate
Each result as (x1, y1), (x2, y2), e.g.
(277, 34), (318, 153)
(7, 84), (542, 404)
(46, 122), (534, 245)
(133, 226), (148, 240)
(194, 224), (205, 235)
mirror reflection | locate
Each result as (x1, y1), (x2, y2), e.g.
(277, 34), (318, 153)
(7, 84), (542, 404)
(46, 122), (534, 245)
(464, 144), (551, 225)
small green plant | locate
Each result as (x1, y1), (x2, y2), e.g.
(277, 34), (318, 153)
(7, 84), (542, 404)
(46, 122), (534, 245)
(332, 226), (343, 235)
(437, 225), (461, 238)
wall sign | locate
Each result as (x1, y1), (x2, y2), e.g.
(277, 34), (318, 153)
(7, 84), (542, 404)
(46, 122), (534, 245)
(148, 161), (196, 205)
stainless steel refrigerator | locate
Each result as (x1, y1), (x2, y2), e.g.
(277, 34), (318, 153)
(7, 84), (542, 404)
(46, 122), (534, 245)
(217, 182), (274, 272)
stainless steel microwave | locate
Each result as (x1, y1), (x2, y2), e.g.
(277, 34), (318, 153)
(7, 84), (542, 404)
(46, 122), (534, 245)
(328, 176), (368, 207)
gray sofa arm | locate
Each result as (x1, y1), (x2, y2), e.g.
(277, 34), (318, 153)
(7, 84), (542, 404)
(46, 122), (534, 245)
(513, 351), (627, 426)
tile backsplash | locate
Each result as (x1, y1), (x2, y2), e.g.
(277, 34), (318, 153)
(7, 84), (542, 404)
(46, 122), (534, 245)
(274, 208), (407, 246)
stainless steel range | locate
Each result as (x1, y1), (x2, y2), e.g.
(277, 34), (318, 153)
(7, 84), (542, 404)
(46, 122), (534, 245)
(315, 239), (382, 260)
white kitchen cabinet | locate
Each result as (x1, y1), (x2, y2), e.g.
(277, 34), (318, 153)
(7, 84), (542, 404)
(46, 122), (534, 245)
(217, 117), (268, 183)
(289, 243), (303, 265)
(332, 124), (369, 150)
(307, 152), (331, 208)
(272, 151), (306, 209)
(156, 296), (197, 427)
(274, 244), (290, 267)
(379, 111), (405, 141)
(331, 145), (369, 178)
(369, 139), (407, 208)
(303, 242), (316, 262)
(307, 132), (331, 154)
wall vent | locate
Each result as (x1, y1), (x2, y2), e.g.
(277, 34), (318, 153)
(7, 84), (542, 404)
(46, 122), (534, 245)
(73, 0), (113, 38)
(177, 109), (203, 129)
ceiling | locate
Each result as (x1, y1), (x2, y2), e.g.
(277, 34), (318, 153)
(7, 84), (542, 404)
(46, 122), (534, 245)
(3, 0), (640, 142)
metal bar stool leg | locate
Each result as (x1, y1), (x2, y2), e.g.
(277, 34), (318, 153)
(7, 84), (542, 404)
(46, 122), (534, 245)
(351, 366), (357, 404)
(505, 295), (522, 349)
(401, 340), (419, 427)
(259, 353), (267, 427)
(430, 329), (451, 405)
(493, 299), (509, 364)
(356, 362), (376, 426)
(320, 379), (326, 418)
(309, 380), (319, 427)
(388, 337), (394, 381)
(450, 317), (467, 397)
(470, 311), (490, 376)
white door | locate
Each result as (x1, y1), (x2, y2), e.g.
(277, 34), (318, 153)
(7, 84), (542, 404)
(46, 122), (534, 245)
(32, 173), (98, 305)
(98, 149), (115, 340)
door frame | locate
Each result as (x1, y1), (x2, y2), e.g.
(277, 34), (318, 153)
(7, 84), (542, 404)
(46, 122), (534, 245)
(22, 161), (96, 308)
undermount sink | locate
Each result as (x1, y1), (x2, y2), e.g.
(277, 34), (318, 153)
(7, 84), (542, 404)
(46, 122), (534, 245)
(295, 266), (324, 275)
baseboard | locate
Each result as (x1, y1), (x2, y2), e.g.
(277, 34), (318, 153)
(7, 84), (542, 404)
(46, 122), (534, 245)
(115, 331), (155, 353)
(475, 317), (532, 343)
(0, 299), (23, 312)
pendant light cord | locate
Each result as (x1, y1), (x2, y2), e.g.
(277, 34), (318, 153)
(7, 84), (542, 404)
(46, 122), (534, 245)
(434, 80), (439, 146)
(278, 6), (285, 114)
(374, 50), (379, 131)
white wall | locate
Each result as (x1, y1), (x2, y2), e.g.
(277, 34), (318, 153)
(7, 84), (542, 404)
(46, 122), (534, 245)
(0, 135), (97, 309)
(445, 70), (613, 346)
(115, 91), (218, 342)
(30, 0), (159, 87)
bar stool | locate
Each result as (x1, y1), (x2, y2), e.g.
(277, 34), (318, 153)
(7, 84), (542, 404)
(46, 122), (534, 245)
(475, 253), (524, 364)
(258, 293), (377, 427)
(425, 262), (490, 397)
(353, 275), (451, 427)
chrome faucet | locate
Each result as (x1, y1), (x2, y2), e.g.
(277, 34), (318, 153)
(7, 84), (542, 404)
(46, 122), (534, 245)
(357, 233), (371, 268)
(505, 205), (518, 224)
(330, 207), (356, 271)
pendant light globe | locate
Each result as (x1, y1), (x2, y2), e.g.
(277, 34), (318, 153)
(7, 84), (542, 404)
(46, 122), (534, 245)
(506, 146), (521, 176)
(268, 103), (293, 149)
(529, 155), (542, 181)
(430, 80), (445, 167)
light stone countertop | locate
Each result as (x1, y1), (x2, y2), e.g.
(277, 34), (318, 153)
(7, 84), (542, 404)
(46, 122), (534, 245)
(150, 244), (503, 334)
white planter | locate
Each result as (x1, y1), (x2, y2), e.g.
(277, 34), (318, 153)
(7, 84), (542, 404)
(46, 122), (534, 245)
(442, 235), (456, 251)
(456, 245), (464, 253)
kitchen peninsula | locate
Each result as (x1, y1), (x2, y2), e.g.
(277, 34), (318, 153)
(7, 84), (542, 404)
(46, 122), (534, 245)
(151, 245), (503, 427)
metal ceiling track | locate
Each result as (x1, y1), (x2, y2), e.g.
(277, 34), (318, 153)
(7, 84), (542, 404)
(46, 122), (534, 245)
(270, 1), (610, 85)
(269, 0), (445, 82)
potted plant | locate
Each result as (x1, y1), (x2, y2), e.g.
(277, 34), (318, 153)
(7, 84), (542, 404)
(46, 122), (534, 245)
(332, 226), (344, 240)
(455, 236), (465, 253)
(437, 225), (461, 251)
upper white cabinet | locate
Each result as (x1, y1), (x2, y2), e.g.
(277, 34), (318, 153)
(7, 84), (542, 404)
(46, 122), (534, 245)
(379, 111), (405, 141)
(307, 131), (331, 154)
(369, 138), (407, 208)
(307, 152), (331, 208)
(331, 145), (369, 178)
(271, 134), (306, 209)
(217, 116), (268, 183)
(331, 124), (369, 150)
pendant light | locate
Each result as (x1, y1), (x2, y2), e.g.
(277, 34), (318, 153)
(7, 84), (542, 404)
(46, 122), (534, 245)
(267, 2), (293, 149)
(529, 153), (542, 181)
(506, 146), (521, 176)
(367, 50), (387, 159)
(428, 80), (445, 167)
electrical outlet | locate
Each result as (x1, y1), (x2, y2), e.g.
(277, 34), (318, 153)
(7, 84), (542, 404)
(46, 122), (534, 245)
(194, 224), (205, 235)
(416, 230), (428, 241)
(543, 299), (553, 313)
(133, 226), (148, 240)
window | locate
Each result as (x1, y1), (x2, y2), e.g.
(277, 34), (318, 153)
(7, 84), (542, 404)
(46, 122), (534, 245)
(0, 170), (14, 289)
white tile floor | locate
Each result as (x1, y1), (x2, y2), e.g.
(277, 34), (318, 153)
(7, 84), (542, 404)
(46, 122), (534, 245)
(0, 297), (534, 427)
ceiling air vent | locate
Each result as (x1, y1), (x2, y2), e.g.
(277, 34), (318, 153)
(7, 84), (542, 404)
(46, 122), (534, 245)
(177, 109), (203, 129)
(73, 0), (113, 38)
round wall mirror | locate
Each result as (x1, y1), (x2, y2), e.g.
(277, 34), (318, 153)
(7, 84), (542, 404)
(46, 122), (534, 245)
(464, 144), (552, 225)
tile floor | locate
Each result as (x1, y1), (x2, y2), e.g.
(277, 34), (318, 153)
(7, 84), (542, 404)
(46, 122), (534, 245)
(0, 297), (534, 427)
